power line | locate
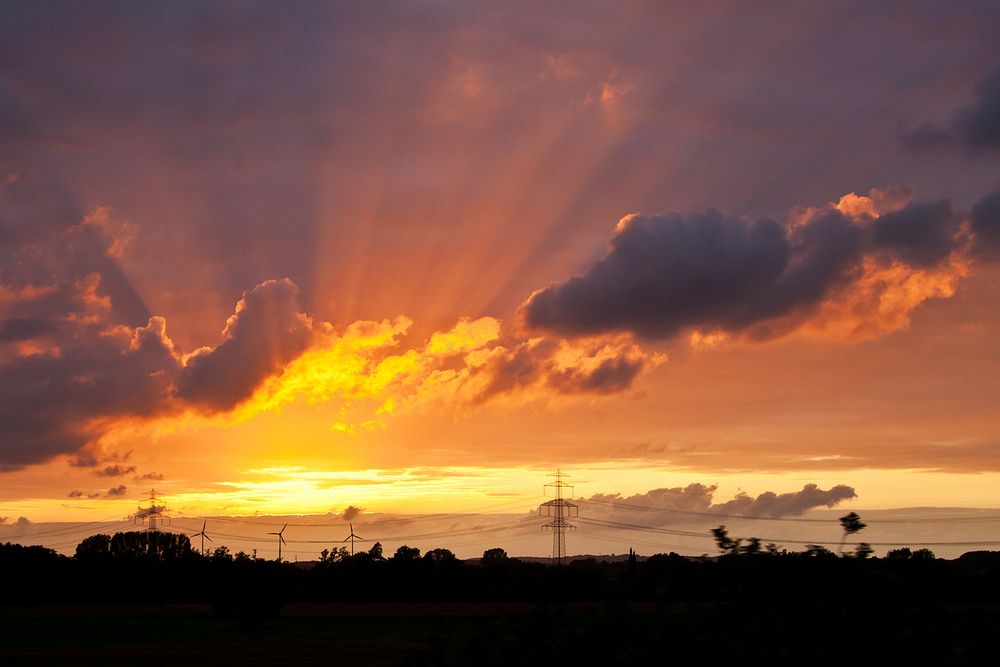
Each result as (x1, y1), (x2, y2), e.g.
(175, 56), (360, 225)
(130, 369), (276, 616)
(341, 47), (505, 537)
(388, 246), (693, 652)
(576, 517), (1000, 548)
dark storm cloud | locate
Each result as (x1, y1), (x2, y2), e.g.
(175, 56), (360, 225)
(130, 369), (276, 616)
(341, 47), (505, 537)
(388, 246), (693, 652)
(0, 276), (317, 468)
(970, 186), (1000, 258)
(0, 316), (182, 469)
(106, 484), (128, 497)
(0, 170), (318, 467)
(584, 483), (856, 526)
(904, 63), (1000, 154)
(175, 279), (314, 411)
(134, 472), (165, 482)
(868, 199), (959, 267)
(522, 209), (864, 340)
(520, 186), (997, 342)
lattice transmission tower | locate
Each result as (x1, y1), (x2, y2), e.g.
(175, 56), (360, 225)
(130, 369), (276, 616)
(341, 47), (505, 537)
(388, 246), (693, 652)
(128, 488), (171, 532)
(539, 469), (578, 564)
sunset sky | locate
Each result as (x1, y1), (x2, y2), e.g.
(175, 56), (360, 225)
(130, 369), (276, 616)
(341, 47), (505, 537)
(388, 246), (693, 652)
(2, 2), (1000, 555)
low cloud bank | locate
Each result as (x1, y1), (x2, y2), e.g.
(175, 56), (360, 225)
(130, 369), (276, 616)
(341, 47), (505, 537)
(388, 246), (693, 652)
(582, 483), (856, 526)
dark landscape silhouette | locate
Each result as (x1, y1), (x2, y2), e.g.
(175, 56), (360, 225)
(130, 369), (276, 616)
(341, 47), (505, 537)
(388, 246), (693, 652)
(3, 516), (1000, 665)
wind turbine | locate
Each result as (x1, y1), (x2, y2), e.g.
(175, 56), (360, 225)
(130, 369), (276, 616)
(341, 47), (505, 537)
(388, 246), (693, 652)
(192, 520), (213, 556)
(268, 524), (288, 561)
(342, 522), (364, 556)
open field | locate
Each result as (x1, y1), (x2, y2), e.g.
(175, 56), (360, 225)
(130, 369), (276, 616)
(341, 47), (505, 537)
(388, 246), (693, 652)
(2, 600), (998, 665)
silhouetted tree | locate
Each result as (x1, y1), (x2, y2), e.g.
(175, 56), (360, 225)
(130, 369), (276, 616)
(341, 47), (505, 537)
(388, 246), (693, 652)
(320, 546), (350, 563)
(740, 537), (762, 555)
(912, 548), (936, 560)
(394, 545), (421, 560)
(886, 547), (912, 560)
(423, 548), (457, 563)
(838, 512), (866, 554)
(367, 541), (384, 560)
(482, 547), (508, 563)
(75, 533), (112, 559)
(854, 542), (874, 559)
(711, 526), (742, 555)
(211, 545), (233, 562)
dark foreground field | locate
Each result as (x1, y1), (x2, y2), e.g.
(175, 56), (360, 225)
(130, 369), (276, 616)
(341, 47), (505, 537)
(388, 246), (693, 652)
(2, 599), (999, 666)
(5, 537), (1000, 665)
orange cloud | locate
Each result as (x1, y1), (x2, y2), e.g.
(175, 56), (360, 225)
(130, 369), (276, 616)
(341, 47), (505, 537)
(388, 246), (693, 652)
(234, 316), (661, 434)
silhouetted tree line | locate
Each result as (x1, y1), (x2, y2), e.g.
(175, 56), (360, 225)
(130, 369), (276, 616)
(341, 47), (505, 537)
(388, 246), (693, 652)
(3, 526), (1000, 612)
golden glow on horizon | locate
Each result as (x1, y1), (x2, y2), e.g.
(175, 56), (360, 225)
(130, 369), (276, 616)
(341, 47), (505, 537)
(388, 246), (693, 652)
(8, 464), (1000, 524)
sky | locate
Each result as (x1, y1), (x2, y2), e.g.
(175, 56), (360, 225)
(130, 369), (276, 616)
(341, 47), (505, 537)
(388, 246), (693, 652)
(2, 1), (1000, 556)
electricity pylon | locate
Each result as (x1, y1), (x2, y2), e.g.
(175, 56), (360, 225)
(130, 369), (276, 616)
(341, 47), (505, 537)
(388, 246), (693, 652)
(540, 469), (578, 565)
(128, 488), (171, 532)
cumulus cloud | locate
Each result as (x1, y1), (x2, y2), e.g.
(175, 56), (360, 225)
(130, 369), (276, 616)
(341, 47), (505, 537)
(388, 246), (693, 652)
(175, 279), (314, 411)
(106, 484), (127, 497)
(340, 505), (364, 521)
(92, 465), (137, 478)
(134, 472), (165, 482)
(710, 483), (858, 517)
(521, 188), (981, 343)
(0, 516), (31, 528)
(522, 209), (857, 339)
(904, 63), (1000, 154)
(582, 483), (856, 526)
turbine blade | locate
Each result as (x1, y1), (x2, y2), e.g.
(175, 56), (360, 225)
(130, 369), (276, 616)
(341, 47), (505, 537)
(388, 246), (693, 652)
(279, 535), (286, 545)
(205, 535), (213, 542)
